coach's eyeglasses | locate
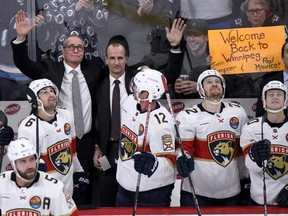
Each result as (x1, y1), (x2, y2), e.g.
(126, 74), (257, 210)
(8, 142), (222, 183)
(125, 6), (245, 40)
(246, 8), (265, 15)
(63, 45), (84, 52)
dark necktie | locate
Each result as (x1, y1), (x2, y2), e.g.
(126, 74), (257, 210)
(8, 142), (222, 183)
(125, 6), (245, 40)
(111, 80), (121, 141)
(71, 70), (84, 139)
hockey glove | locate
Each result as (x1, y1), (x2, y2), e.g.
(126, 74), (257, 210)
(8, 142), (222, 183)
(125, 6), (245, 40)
(248, 139), (271, 163)
(0, 125), (14, 146)
(73, 172), (90, 201)
(133, 151), (159, 177)
(277, 184), (288, 207)
(176, 155), (194, 178)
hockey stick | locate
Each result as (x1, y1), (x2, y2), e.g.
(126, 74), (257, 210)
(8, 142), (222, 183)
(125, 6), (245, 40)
(132, 101), (152, 216)
(261, 113), (268, 216)
(26, 87), (40, 156)
(161, 75), (201, 216)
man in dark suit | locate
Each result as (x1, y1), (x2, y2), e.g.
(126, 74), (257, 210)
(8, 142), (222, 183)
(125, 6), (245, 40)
(11, 10), (106, 205)
(255, 41), (288, 117)
(92, 18), (186, 206)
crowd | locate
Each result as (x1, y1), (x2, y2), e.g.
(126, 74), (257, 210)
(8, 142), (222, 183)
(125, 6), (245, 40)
(1, 0), (288, 214)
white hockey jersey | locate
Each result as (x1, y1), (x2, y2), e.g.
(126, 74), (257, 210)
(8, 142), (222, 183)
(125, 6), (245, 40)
(176, 102), (248, 199)
(0, 171), (78, 216)
(17, 108), (83, 196)
(117, 95), (176, 191)
(240, 116), (288, 205)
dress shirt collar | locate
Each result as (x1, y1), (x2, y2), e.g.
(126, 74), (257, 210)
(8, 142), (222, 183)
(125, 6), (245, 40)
(63, 61), (81, 74)
(109, 73), (126, 87)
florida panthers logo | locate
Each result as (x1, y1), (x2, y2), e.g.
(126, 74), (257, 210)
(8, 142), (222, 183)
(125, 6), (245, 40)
(208, 131), (237, 167)
(267, 155), (288, 180)
(120, 125), (138, 161)
(48, 140), (72, 174)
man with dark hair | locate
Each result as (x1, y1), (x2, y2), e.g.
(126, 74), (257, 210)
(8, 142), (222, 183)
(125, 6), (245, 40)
(93, 18), (186, 206)
(174, 19), (209, 99)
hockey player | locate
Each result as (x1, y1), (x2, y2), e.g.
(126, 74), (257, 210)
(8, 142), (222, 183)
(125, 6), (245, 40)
(240, 80), (288, 206)
(116, 69), (176, 206)
(17, 78), (88, 204)
(0, 139), (78, 215)
(175, 69), (249, 206)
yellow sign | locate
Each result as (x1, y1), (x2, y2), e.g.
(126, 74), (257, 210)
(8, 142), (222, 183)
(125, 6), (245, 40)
(208, 26), (285, 75)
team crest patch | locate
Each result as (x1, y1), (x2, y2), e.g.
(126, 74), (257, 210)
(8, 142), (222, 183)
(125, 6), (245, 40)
(162, 134), (173, 151)
(207, 131), (236, 167)
(230, 117), (239, 129)
(120, 125), (138, 161)
(7, 209), (40, 216)
(64, 123), (71, 135)
(48, 140), (72, 174)
(138, 124), (144, 136)
(30, 196), (41, 209)
(266, 145), (288, 180)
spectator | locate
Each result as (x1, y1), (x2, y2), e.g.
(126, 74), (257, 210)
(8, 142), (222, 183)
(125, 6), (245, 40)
(229, 0), (286, 98)
(176, 69), (249, 206)
(255, 41), (288, 117)
(141, 26), (170, 73)
(0, 138), (78, 215)
(17, 78), (89, 205)
(179, 0), (242, 29)
(174, 19), (209, 99)
(232, 0), (282, 28)
(93, 18), (185, 206)
(11, 10), (106, 204)
(107, 0), (172, 65)
(240, 80), (288, 206)
(116, 69), (176, 207)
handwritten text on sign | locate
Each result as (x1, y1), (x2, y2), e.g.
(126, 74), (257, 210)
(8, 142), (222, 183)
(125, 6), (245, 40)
(209, 26), (285, 75)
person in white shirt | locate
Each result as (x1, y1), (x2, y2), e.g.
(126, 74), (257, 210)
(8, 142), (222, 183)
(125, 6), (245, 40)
(116, 69), (176, 206)
(18, 78), (88, 204)
(241, 80), (288, 206)
(176, 69), (249, 206)
(0, 139), (78, 215)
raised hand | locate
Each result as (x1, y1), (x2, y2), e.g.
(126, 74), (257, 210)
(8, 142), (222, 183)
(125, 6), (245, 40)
(76, 0), (94, 12)
(137, 0), (154, 16)
(165, 18), (186, 47)
(15, 10), (37, 40)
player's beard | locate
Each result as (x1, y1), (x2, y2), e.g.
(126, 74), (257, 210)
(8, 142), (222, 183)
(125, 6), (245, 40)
(205, 87), (223, 101)
(18, 167), (37, 182)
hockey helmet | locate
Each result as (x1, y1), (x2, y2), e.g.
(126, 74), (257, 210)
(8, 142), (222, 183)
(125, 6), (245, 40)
(197, 69), (225, 99)
(27, 78), (59, 103)
(130, 69), (166, 102)
(8, 139), (38, 169)
(262, 80), (287, 112)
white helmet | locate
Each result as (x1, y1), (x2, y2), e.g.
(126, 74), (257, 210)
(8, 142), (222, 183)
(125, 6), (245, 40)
(8, 139), (38, 182)
(130, 69), (166, 102)
(262, 80), (287, 113)
(8, 139), (38, 169)
(27, 78), (58, 102)
(197, 69), (225, 101)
